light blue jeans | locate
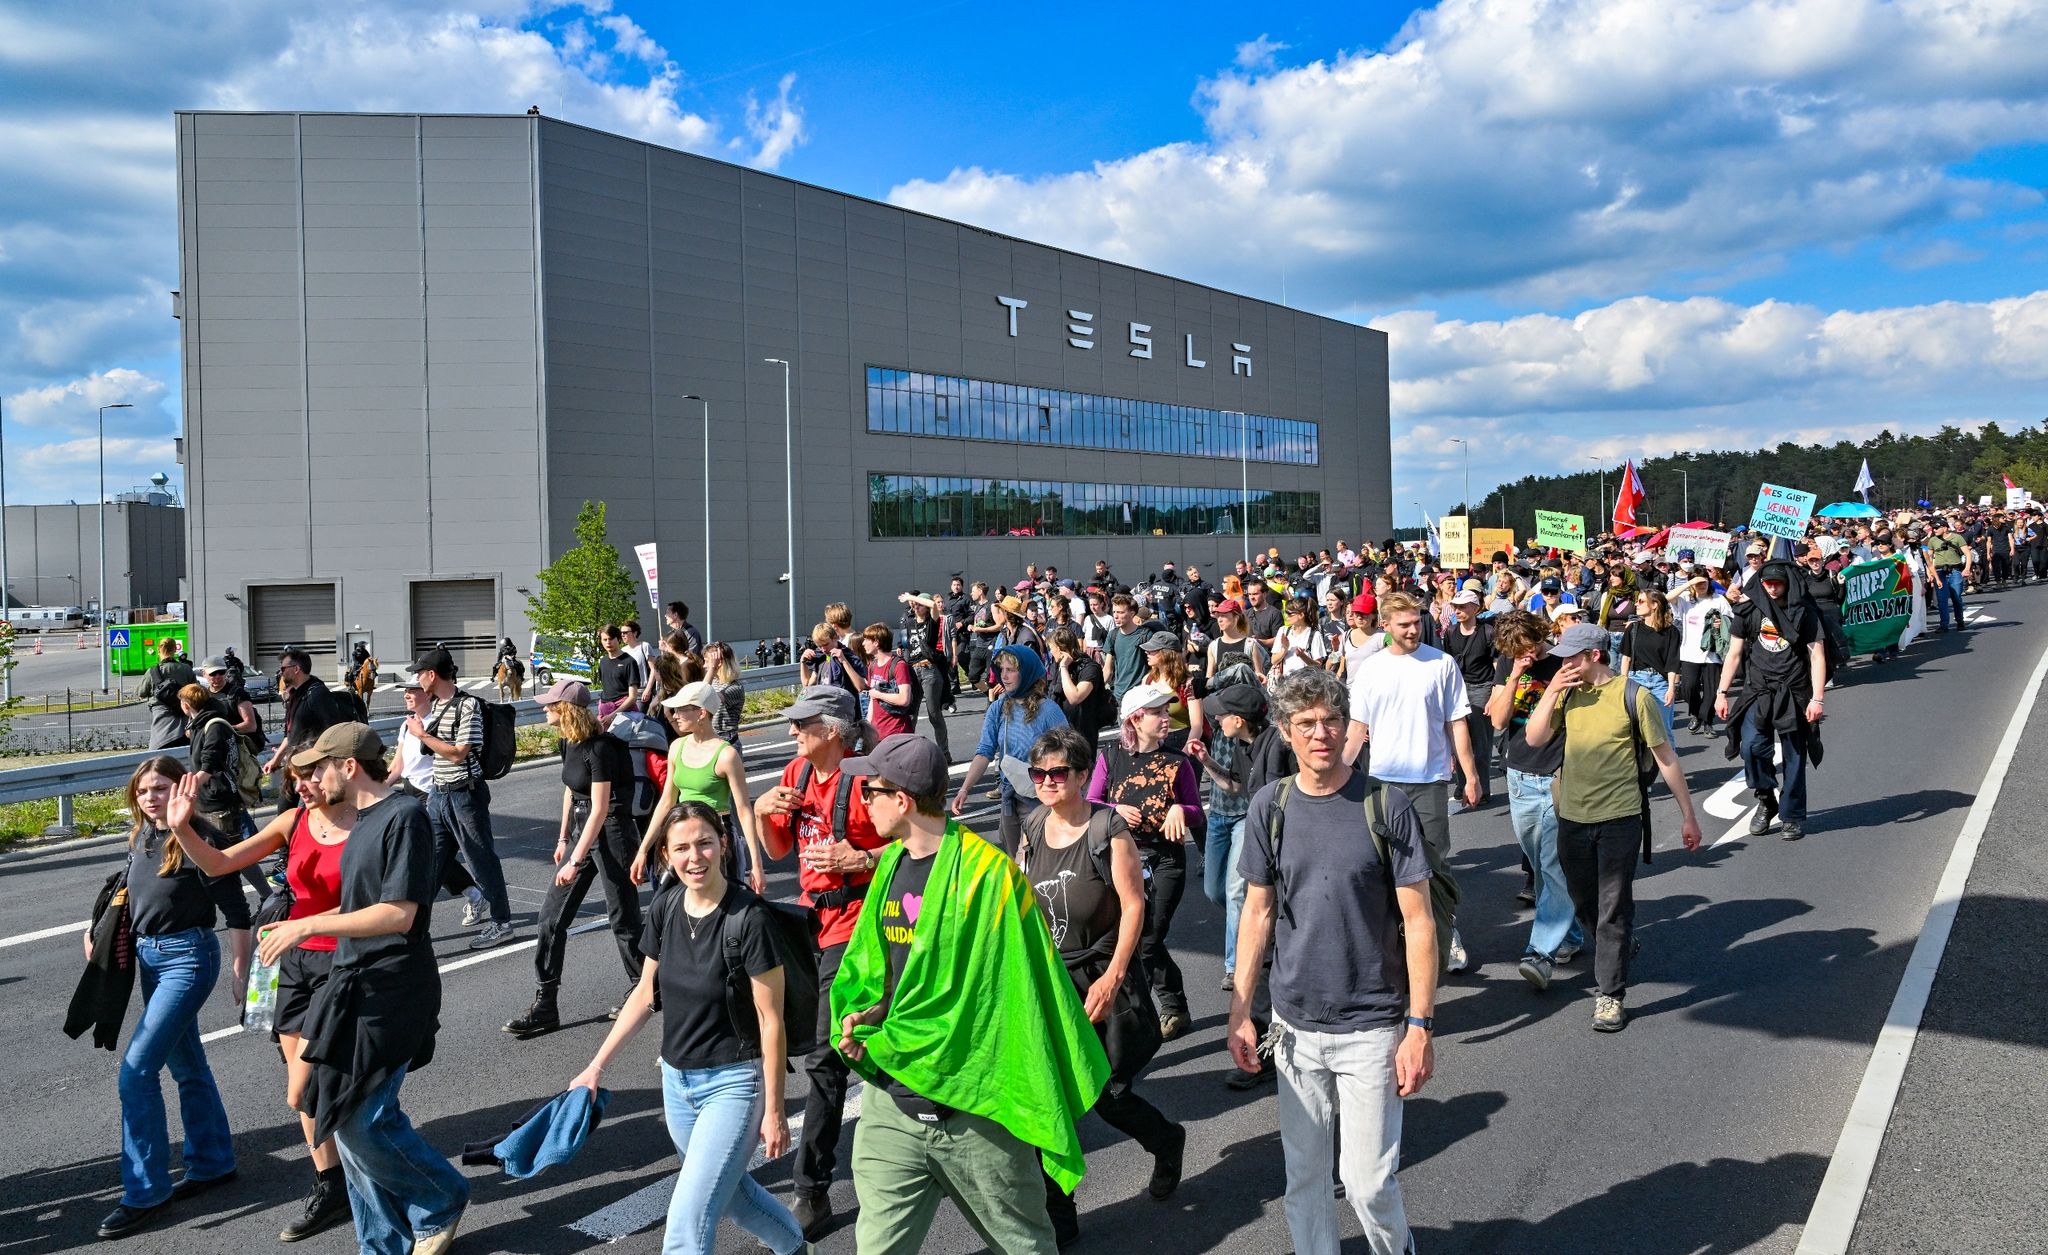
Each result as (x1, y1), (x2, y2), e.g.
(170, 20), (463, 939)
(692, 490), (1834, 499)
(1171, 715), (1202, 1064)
(332, 1064), (469, 1255)
(1506, 769), (1583, 960)
(1629, 669), (1676, 740)
(1271, 1018), (1408, 1255)
(1203, 812), (1248, 973)
(120, 928), (236, 1206)
(659, 1059), (804, 1255)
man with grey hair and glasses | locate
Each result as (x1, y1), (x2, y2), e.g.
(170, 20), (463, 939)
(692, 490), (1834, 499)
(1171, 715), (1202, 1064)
(1231, 667), (1437, 1255)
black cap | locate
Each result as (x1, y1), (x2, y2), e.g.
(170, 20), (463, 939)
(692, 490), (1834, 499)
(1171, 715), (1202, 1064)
(1202, 683), (1267, 720)
(409, 646), (456, 679)
(841, 733), (949, 798)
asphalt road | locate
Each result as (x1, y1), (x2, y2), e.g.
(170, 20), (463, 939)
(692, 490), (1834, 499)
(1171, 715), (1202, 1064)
(1, 589), (2040, 1255)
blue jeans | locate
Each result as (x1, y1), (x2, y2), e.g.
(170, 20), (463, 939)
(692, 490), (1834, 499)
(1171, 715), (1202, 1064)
(1629, 670), (1676, 740)
(1506, 770), (1583, 960)
(659, 1059), (803, 1255)
(1741, 705), (1811, 824)
(428, 781), (511, 924)
(1204, 812), (1248, 973)
(1936, 568), (1965, 630)
(333, 1064), (469, 1255)
(120, 928), (236, 1206)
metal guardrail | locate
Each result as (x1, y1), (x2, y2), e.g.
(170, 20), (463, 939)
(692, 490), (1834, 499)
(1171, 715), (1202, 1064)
(0, 663), (802, 830)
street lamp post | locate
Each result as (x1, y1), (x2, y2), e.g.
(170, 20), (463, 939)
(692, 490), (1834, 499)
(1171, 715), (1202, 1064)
(0, 395), (10, 702)
(681, 395), (714, 639)
(1587, 457), (1606, 532)
(1679, 469), (1689, 521)
(97, 402), (132, 692)
(1450, 435), (1471, 520)
(1222, 410), (1250, 564)
(761, 359), (796, 652)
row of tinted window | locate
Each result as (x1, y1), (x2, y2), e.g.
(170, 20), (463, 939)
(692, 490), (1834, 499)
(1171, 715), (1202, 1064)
(868, 474), (1322, 540)
(864, 366), (1318, 465)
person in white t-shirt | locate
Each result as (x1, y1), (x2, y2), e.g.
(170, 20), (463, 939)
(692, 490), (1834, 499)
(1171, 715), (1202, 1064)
(1271, 596), (1330, 678)
(1672, 573), (1730, 735)
(1343, 591), (1481, 972)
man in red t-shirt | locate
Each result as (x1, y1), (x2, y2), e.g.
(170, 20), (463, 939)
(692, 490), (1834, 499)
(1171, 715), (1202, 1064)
(756, 684), (884, 1237)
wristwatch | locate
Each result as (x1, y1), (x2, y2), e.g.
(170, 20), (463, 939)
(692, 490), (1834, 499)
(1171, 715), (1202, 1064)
(1405, 1015), (1434, 1032)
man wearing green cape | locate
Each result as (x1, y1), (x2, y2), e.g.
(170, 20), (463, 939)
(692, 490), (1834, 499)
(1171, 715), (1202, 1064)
(832, 733), (1110, 1254)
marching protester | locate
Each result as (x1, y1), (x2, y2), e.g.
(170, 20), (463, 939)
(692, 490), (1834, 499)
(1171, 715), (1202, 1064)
(567, 801), (811, 1255)
(178, 681), (264, 913)
(391, 675), (488, 925)
(1140, 629), (1200, 752)
(700, 641), (748, 749)
(263, 647), (339, 778)
(1674, 573), (1731, 734)
(1617, 588), (1682, 739)
(88, 758), (240, 1241)
(502, 680), (647, 1039)
(896, 594), (953, 761)
(1717, 561), (1828, 841)
(832, 733), (1110, 1255)
(1525, 624), (1705, 1032)
(1485, 610), (1586, 992)
(408, 646), (516, 949)
(1206, 598), (1269, 689)
(1189, 682), (1261, 994)
(595, 625), (644, 720)
(1020, 726), (1187, 1247)
(1048, 626), (1112, 749)
(954, 644), (1070, 853)
(636, 680), (768, 892)
(143, 637), (198, 750)
(1440, 587), (1497, 806)
(1230, 668), (1437, 1255)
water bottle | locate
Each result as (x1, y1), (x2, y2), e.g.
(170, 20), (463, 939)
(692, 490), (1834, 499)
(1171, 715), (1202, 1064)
(243, 954), (282, 1033)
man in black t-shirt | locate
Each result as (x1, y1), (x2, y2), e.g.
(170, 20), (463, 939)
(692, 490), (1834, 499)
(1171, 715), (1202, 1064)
(1716, 563), (1826, 841)
(595, 625), (642, 719)
(263, 723), (469, 1255)
(1441, 589), (1497, 806)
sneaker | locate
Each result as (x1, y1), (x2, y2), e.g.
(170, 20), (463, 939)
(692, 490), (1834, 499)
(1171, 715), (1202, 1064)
(468, 920), (516, 950)
(461, 887), (487, 928)
(1517, 953), (1553, 991)
(1780, 820), (1805, 842)
(1516, 880), (1536, 906)
(267, 869), (289, 893)
(1148, 1124), (1187, 1200)
(1554, 940), (1583, 964)
(1445, 928), (1470, 974)
(413, 1213), (463, 1255)
(793, 1189), (833, 1240)
(1592, 994), (1627, 1033)
(1220, 969), (1235, 993)
(1159, 1011), (1187, 1041)
(280, 1172), (351, 1242)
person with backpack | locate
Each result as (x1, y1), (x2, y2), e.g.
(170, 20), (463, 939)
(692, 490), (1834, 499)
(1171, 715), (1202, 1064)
(631, 681), (768, 894)
(177, 683), (268, 935)
(1229, 667), (1437, 1255)
(953, 644), (1071, 855)
(1442, 588), (1499, 807)
(264, 647), (340, 778)
(1524, 622), (1704, 1033)
(859, 623), (919, 741)
(408, 646), (516, 951)
(568, 800), (813, 1255)
(144, 637), (199, 749)
(1206, 599), (1269, 692)
(501, 681), (648, 1040)
(1020, 725), (1186, 1248)
(833, 733), (1110, 1255)
(755, 685), (888, 1241)
(1674, 573), (1730, 735)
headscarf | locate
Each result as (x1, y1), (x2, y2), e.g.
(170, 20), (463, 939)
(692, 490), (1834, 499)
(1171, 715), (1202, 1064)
(992, 642), (1043, 692)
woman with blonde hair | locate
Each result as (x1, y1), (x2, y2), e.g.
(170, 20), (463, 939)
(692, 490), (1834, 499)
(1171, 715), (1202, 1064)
(701, 641), (747, 750)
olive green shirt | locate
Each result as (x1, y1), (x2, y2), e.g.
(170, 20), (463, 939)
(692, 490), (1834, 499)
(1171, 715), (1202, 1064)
(1548, 676), (1667, 824)
(1926, 535), (1967, 569)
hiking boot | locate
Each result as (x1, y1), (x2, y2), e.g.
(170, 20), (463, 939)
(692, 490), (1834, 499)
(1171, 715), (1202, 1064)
(469, 920), (516, 950)
(1148, 1124), (1187, 1201)
(1748, 803), (1779, 836)
(280, 1169), (351, 1242)
(1592, 994), (1627, 1032)
(1517, 953), (1553, 991)
(1445, 928), (1470, 974)
(461, 887), (487, 927)
(1159, 1011), (1187, 1041)
(504, 990), (559, 1038)
(1780, 820), (1805, 842)
(793, 1189), (833, 1240)
(1554, 940), (1583, 964)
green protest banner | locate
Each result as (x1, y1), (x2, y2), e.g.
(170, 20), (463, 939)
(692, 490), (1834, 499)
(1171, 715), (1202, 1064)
(1533, 510), (1587, 552)
(1840, 556), (1919, 653)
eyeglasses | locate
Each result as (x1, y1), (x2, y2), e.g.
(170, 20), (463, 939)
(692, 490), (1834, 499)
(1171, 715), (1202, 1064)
(859, 782), (904, 801)
(1026, 766), (1072, 785)
(1288, 715), (1347, 737)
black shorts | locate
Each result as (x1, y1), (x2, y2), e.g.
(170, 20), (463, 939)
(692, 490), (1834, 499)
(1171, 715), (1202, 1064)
(274, 945), (335, 1038)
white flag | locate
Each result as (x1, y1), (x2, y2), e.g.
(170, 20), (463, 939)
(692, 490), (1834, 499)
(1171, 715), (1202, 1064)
(1854, 458), (1876, 502)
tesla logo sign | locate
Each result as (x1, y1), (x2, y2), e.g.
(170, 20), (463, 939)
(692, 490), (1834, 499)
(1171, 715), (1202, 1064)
(997, 295), (1252, 377)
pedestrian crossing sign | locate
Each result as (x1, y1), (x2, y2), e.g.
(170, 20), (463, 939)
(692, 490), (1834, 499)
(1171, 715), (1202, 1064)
(108, 629), (130, 647)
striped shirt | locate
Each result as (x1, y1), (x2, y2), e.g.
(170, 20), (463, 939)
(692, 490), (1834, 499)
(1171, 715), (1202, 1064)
(426, 691), (484, 788)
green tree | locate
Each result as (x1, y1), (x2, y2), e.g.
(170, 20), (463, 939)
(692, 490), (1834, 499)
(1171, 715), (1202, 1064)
(0, 624), (18, 744)
(525, 500), (640, 666)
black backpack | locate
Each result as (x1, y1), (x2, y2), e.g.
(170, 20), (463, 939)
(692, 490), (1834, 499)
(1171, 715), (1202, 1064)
(331, 687), (370, 725)
(708, 886), (822, 1057)
(479, 698), (517, 780)
(152, 660), (197, 710)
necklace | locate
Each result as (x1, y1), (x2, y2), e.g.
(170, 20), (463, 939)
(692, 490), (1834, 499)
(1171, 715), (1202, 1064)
(685, 902), (717, 940)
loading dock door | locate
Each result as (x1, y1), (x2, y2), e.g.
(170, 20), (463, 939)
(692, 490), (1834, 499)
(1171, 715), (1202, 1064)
(250, 584), (338, 673)
(410, 579), (497, 679)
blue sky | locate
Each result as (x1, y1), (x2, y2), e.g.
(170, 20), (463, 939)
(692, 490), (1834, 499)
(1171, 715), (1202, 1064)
(3, 0), (2045, 520)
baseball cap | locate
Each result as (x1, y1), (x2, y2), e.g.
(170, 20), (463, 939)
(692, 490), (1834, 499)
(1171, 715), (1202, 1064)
(1216, 598), (1244, 614)
(536, 678), (592, 707)
(198, 655), (231, 675)
(289, 721), (386, 770)
(1745, 540), (1768, 556)
(1550, 603), (1586, 621)
(661, 680), (715, 710)
(1547, 623), (1609, 658)
(1118, 684), (1173, 723)
(785, 684), (858, 724)
(410, 645), (456, 678)
(1140, 630), (1181, 652)
(1349, 592), (1378, 616)
(1450, 588), (1482, 606)
(1540, 576), (1563, 594)
(1202, 683), (1267, 720)
(840, 733), (949, 798)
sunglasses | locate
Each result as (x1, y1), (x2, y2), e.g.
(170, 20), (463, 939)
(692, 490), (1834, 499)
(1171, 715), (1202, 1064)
(1026, 766), (1073, 785)
(859, 781), (904, 801)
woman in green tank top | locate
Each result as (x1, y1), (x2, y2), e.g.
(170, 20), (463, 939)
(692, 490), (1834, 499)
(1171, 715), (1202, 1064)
(630, 681), (766, 892)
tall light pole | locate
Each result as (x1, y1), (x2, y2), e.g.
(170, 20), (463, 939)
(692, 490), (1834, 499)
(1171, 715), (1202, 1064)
(1449, 436), (1472, 519)
(0, 396), (10, 702)
(681, 395), (714, 639)
(1222, 410), (1250, 564)
(1679, 468), (1689, 521)
(97, 402), (132, 692)
(1587, 457), (1606, 532)
(762, 359), (796, 652)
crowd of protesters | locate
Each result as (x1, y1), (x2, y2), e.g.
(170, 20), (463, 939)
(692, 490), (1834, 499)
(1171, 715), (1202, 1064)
(69, 498), (2029, 1255)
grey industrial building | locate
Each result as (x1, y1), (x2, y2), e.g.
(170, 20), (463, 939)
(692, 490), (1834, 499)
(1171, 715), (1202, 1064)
(1, 499), (185, 613)
(174, 111), (1390, 676)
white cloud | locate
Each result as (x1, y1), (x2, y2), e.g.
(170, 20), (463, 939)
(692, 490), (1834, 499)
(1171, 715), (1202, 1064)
(5, 368), (170, 434)
(1234, 34), (1288, 72)
(890, 0), (2048, 309)
(743, 74), (806, 172)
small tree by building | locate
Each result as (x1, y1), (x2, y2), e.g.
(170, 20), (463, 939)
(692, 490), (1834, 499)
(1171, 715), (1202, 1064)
(0, 623), (17, 744)
(525, 501), (640, 666)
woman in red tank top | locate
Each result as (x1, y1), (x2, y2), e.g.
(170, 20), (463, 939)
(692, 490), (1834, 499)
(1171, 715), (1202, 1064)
(168, 767), (358, 1241)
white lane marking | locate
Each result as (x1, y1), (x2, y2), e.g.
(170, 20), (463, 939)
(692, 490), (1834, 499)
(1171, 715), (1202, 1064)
(0, 919), (89, 949)
(197, 918), (610, 1044)
(1796, 624), (2048, 1254)
(1702, 775), (1754, 821)
(1964, 607), (1992, 624)
(569, 1086), (866, 1242)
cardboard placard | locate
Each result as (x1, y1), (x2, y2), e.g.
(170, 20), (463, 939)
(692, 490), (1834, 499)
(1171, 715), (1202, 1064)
(1749, 483), (1817, 540)
(1534, 510), (1587, 553)
(1665, 526), (1732, 569)
(1472, 527), (1516, 563)
(1439, 516), (1471, 569)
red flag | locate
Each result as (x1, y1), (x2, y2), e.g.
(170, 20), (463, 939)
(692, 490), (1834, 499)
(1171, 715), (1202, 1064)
(1612, 461), (1646, 536)
(2002, 473), (2018, 490)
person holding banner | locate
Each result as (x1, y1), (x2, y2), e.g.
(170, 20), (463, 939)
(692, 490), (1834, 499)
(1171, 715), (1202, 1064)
(1716, 563), (1826, 842)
